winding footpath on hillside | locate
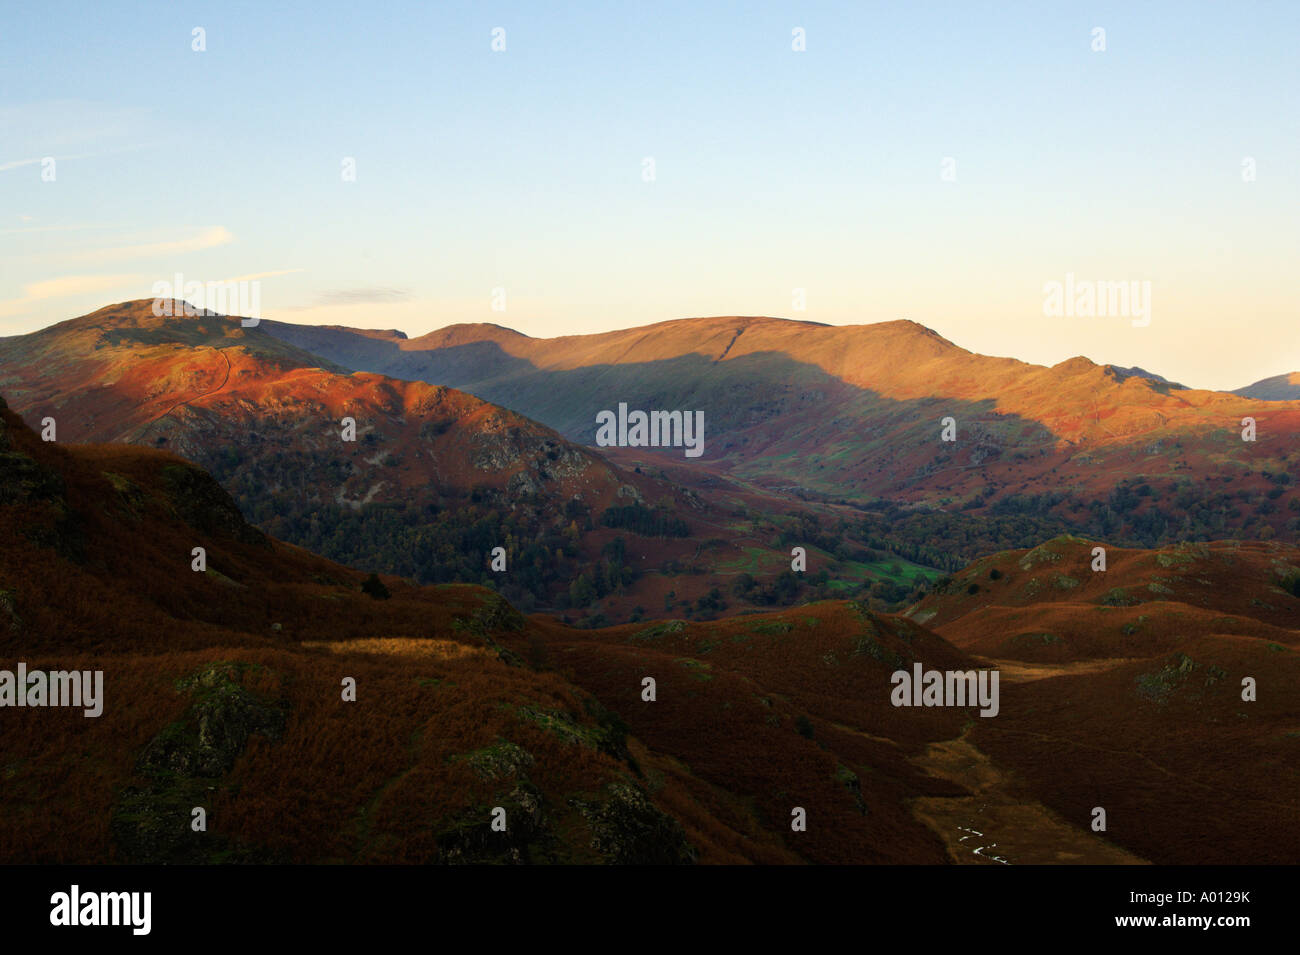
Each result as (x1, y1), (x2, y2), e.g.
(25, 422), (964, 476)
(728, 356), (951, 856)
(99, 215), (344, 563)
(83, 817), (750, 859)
(126, 346), (232, 442)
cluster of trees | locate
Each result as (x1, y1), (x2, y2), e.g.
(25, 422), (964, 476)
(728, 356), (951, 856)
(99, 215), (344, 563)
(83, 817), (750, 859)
(843, 477), (1296, 562)
(744, 504), (1061, 574)
(840, 503), (1065, 570)
(730, 570), (801, 606)
(558, 537), (637, 610)
(230, 479), (590, 611)
(600, 503), (690, 537)
(205, 439), (710, 614)
(729, 567), (922, 612)
(1076, 476), (1295, 545)
(203, 432), (1297, 630)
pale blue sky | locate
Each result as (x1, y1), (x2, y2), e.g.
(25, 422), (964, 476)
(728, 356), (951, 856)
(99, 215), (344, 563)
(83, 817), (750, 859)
(2, 1), (1297, 390)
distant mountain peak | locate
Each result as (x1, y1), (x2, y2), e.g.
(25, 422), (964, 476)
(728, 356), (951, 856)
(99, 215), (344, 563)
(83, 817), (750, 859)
(1103, 364), (1187, 389)
(407, 322), (530, 349)
(1233, 371), (1300, 400)
(1052, 355), (1100, 375)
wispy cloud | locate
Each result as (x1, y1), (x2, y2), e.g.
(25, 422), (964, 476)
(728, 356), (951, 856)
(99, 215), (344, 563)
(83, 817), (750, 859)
(0, 142), (153, 174)
(40, 226), (235, 265)
(0, 152), (93, 173)
(0, 274), (145, 318)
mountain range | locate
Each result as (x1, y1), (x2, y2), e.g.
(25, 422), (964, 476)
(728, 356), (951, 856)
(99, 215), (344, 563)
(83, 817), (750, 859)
(3, 301), (1296, 628)
(261, 311), (1300, 545)
(0, 303), (957, 621)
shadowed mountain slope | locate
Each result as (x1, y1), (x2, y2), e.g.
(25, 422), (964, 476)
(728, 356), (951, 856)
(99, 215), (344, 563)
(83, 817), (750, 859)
(0, 302), (704, 613)
(1234, 371), (1300, 401)
(0, 302), (955, 621)
(262, 314), (1300, 547)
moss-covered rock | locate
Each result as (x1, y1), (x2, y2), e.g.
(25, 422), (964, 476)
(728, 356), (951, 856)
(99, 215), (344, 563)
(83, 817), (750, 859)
(1135, 652), (1196, 704)
(630, 619), (686, 643)
(835, 764), (868, 815)
(571, 782), (696, 865)
(464, 740), (535, 781)
(436, 782), (551, 865)
(505, 696), (640, 780)
(161, 463), (266, 545)
(1100, 587), (1140, 607)
(0, 451), (65, 506)
(111, 662), (288, 863)
(453, 593), (527, 665)
(1018, 542), (1062, 571)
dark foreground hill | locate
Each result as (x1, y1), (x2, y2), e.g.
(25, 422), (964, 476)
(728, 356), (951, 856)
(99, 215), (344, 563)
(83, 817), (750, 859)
(2, 395), (1297, 864)
(0, 395), (969, 863)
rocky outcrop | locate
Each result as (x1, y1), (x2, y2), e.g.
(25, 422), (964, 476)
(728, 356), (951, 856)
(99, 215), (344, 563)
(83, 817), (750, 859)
(160, 463), (267, 546)
(571, 782), (697, 865)
(111, 662), (288, 863)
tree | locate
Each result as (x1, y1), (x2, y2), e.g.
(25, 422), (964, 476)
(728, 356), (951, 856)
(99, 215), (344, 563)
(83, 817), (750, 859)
(361, 573), (390, 600)
(569, 574), (595, 608)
